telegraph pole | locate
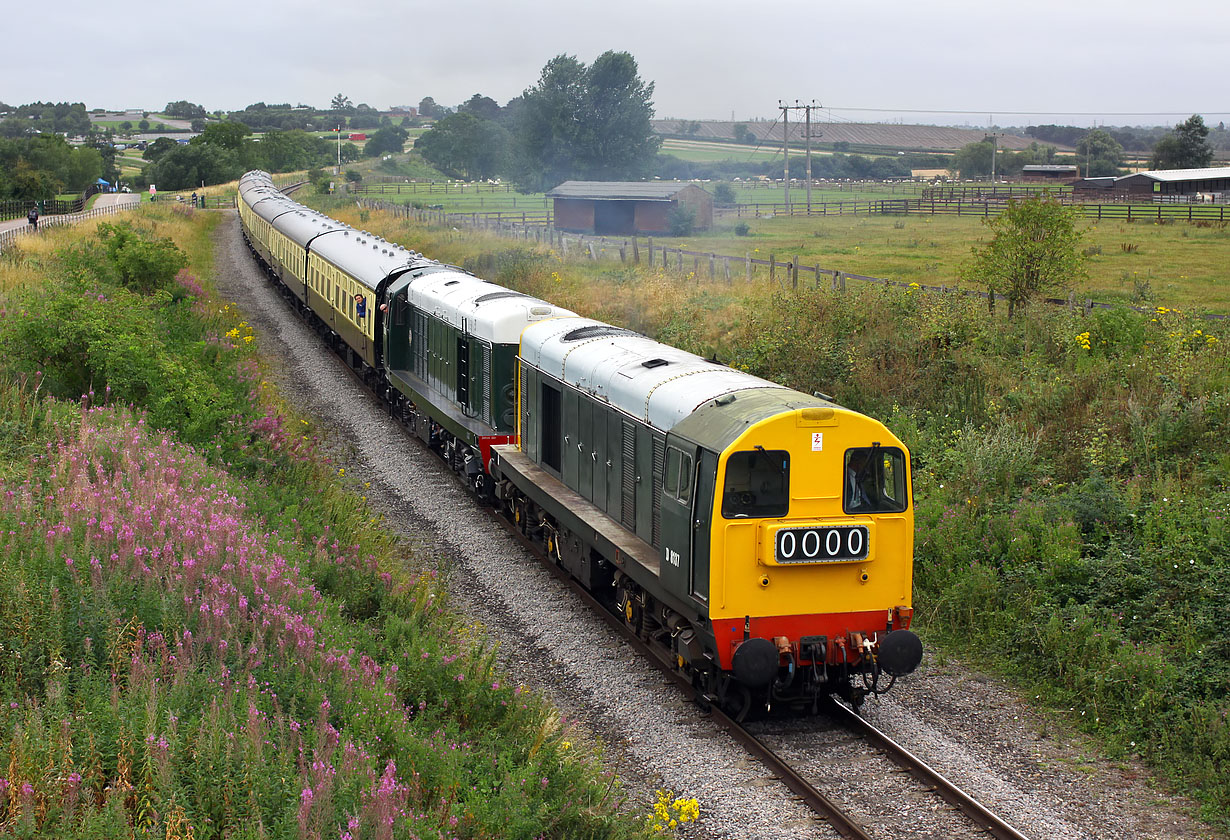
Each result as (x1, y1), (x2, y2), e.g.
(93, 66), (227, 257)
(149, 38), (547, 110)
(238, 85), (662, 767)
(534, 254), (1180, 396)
(780, 101), (790, 211)
(781, 100), (821, 213)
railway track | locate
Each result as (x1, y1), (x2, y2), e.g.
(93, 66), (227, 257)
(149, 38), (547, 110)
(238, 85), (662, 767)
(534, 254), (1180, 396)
(493, 509), (1033, 840)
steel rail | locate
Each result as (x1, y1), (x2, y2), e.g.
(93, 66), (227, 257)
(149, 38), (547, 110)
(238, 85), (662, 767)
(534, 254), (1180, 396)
(824, 698), (1033, 840)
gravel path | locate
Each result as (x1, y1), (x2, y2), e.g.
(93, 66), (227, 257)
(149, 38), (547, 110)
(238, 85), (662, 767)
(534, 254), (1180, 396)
(212, 212), (1217, 840)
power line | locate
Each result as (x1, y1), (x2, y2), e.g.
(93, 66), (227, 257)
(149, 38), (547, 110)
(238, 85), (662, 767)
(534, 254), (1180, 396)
(823, 106), (1229, 118)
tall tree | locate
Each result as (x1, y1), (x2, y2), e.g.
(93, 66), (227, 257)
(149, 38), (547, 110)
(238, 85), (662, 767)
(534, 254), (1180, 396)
(414, 112), (508, 180)
(1151, 114), (1214, 170)
(962, 195), (1087, 318)
(459, 94), (501, 121)
(509, 51), (659, 192)
(418, 97), (440, 118)
(164, 100), (206, 119)
(1075, 129), (1124, 177)
(330, 93), (353, 111)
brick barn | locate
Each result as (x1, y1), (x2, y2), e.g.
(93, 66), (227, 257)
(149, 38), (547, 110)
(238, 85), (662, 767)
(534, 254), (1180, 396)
(547, 181), (713, 235)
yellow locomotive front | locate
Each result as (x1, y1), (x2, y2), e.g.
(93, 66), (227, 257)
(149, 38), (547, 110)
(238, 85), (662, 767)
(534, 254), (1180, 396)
(695, 402), (922, 708)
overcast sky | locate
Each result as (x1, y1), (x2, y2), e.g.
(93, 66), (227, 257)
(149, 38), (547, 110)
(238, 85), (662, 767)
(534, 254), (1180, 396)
(6, 0), (1227, 129)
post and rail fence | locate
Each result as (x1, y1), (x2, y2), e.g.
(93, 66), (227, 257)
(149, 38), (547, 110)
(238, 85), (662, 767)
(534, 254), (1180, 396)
(355, 195), (1228, 322)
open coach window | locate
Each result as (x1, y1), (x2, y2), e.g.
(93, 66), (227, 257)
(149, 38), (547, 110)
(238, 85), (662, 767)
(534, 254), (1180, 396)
(844, 446), (908, 513)
(722, 450), (789, 519)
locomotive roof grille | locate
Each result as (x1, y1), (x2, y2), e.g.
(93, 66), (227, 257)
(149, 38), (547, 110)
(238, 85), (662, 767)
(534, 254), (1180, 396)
(475, 291), (530, 303)
(562, 325), (632, 342)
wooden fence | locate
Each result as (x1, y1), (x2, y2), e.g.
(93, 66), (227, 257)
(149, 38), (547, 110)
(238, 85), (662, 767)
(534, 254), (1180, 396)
(720, 197), (1230, 223)
(354, 197), (1228, 322)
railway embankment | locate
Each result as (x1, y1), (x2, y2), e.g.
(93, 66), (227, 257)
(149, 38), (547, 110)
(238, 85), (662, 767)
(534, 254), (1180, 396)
(0, 208), (664, 839)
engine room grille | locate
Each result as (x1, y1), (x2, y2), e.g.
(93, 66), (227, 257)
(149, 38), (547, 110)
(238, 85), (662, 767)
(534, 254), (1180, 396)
(651, 437), (664, 548)
(620, 421), (636, 530)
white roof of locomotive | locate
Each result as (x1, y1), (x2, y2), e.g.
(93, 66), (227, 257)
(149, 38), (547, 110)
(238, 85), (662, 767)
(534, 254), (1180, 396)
(276, 208), (350, 248)
(520, 318), (788, 432)
(404, 266), (574, 344)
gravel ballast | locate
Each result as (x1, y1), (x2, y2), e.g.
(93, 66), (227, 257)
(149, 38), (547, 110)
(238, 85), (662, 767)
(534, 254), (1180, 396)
(212, 213), (1215, 840)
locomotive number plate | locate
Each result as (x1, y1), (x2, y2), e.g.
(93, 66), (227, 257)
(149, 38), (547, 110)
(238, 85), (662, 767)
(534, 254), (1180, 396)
(774, 525), (868, 563)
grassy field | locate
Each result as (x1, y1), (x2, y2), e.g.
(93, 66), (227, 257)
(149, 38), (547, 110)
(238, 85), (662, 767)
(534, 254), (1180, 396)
(659, 137), (784, 162)
(652, 209), (1230, 313)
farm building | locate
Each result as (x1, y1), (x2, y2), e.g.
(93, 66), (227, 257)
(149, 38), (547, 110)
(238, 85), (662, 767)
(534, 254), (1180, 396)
(1021, 164), (1079, 182)
(547, 181), (713, 235)
(1074, 166), (1230, 200)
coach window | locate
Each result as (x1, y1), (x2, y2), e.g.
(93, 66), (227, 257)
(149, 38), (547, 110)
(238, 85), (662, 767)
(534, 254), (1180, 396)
(722, 450), (789, 519)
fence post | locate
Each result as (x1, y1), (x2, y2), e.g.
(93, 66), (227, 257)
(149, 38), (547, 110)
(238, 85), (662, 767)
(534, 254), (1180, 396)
(620, 241), (627, 263)
(746, 252), (752, 283)
(709, 253), (715, 280)
(724, 257), (732, 284)
(632, 236), (640, 264)
(793, 255), (799, 289)
(648, 237), (654, 267)
(769, 254), (776, 283)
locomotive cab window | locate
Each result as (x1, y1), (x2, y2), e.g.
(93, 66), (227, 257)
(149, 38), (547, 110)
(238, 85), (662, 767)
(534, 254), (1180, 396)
(664, 447), (693, 503)
(844, 446), (908, 514)
(722, 450), (789, 519)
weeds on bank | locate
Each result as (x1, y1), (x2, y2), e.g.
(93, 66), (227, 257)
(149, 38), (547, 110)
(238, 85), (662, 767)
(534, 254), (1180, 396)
(0, 209), (672, 839)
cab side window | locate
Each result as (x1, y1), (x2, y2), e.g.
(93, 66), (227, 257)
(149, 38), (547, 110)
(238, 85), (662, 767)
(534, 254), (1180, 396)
(664, 447), (693, 504)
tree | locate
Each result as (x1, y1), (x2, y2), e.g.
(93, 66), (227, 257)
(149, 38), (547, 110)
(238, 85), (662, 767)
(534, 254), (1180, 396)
(712, 182), (736, 205)
(143, 137), (179, 162)
(330, 93), (353, 111)
(363, 125), (409, 157)
(192, 121), (252, 152)
(164, 100), (207, 119)
(732, 123), (753, 144)
(190, 118), (206, 132)
(1074, 129), (1124, 177)
(418, 97), (440, 119)
(459, 94), (501, 121)
(143, 143), (242, 190)
(508, 51), (659, 192)
(952, 140), (994, 178)
(1151, 114), (1213, 170)
(962, 195), (1087, 318)
(414, 112), (508, 180)
(138, 119), (150, 130)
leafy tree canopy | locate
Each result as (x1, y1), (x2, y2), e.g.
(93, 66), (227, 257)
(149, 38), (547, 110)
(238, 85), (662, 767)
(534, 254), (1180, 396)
(363, 125), (409, 158)
(164, 100), (206, 119)
(1151, 114), (1214, 170)
(1075, 129), (1125, 177)
(414, 112), (508, 180)
(192, 121), (252, 152)
(330, 93), (353, 111)
(458, 94), (502, 121)
(418, 97), (440, 118)
(509, 51), (659, 192)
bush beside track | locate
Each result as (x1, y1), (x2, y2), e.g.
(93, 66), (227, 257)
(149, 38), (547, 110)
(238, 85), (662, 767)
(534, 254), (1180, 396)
(0, 208), (658, 839)
(304, 199), (1230, 831)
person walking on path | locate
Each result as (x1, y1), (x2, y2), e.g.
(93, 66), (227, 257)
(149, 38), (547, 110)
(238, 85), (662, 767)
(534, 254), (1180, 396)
(27, 207), (38, 230)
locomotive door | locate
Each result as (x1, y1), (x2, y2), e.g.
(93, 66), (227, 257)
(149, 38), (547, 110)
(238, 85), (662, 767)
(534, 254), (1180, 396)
(690, 450), (716, 602)
(658, 436), (697, 597)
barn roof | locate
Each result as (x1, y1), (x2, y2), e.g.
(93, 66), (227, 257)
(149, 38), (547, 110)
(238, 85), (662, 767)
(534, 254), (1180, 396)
(546, 181), (698, 201)
(1119, 166), (1230, 182)
(1022, 164), (1079, 172)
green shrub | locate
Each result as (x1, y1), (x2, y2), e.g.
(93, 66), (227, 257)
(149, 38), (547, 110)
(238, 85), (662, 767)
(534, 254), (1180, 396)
(95, 222), (188, 293)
